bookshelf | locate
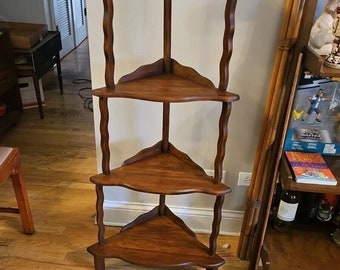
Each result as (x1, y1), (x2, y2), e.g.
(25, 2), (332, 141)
(239, 1), (340, 269)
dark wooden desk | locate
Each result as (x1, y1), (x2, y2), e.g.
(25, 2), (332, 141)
(14, 31), (63, 119)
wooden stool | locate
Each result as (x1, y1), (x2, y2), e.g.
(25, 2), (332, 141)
(0, 147), (34, 234)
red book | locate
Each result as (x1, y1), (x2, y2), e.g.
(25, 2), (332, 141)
(285, 151), (337, 186)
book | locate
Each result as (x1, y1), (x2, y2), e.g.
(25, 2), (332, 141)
(285, 151), (337, 186)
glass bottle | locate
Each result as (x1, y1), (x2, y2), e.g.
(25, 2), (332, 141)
(273, 190), (300, 232)
(296, 192), (320, 223)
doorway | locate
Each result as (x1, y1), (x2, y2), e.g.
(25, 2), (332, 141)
(53, 0), (88, 58)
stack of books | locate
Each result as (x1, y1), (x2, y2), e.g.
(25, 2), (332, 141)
(285, 151), (337, 186)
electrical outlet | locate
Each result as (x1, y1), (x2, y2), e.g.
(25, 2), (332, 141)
(238, 172), (252, 186)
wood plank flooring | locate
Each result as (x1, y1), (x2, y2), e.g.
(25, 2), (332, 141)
(0, 40), (248, 270)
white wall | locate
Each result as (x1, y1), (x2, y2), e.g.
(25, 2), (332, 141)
(0, 0), (56, 30)
(87, 0), (285, 234)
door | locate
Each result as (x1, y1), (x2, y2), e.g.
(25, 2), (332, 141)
(72, 0), (87, 46)
(53, 0), (87, 58)
(53, 0), (75, 58)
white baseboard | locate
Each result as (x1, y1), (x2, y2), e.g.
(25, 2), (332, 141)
(102, 201), (244, 235)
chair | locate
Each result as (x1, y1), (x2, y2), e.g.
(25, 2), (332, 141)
(0, 146), (34, 234)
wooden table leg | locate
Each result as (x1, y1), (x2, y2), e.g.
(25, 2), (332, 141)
(56, 54), (63, 95)
(93, 256), (105, 270)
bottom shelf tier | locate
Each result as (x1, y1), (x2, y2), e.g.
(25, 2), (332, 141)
(87, 213), (224, 268)
(265, 219), (339, 269)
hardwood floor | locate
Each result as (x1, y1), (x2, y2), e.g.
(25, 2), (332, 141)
(0, 40), (248, 270)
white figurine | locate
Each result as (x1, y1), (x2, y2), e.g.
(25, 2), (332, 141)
(308, 0), (339, 56)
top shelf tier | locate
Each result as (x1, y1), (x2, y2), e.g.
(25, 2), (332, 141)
(93, 59), (240, 103)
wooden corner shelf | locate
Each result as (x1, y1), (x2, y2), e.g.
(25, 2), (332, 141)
(87, 1), (239, 269)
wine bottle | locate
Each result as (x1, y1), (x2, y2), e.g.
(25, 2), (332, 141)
(296, 192), (320, 223)
(273, 190), (300, 232)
